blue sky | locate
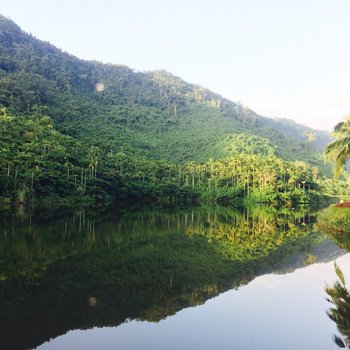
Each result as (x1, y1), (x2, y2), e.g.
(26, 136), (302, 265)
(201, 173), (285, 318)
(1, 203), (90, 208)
(2, 0), (350, 131)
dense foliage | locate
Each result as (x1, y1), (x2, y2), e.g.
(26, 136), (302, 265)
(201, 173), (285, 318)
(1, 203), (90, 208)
(324, 118), (350, 176)
(0, 108), (335, 205)
(0, 15), (338, 204)
(325, 263), (350, 348)
(318, 205), (350, 235)
(0, 16), (331, 162)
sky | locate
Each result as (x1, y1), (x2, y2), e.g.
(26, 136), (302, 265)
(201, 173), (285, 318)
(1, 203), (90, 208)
(1, 0), (350, 131)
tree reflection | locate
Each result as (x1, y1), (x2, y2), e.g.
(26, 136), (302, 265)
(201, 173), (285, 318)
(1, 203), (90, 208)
(0, 204), (334, 349)
(325, 263), (350, 348)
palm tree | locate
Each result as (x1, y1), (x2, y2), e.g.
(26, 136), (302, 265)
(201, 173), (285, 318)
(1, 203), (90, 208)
(325, 262), (350, 348)
(304, 131), (317, 154)
(324, 119), (350, 176)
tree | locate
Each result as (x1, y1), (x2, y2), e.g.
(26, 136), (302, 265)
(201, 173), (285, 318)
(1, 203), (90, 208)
(303, 131), (316, 154)
(325, 263), (350, 348)
(324, 117), (350, 176)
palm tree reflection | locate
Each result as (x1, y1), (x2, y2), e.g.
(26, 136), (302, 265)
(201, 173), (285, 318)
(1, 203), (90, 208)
(325, 263), (350, 348)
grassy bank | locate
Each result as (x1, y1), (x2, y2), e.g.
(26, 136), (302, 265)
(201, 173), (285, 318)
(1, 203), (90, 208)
(318, 204), (350, 234)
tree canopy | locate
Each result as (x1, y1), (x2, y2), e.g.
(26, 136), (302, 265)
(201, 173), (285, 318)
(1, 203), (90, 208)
(324, 118), (350, 177)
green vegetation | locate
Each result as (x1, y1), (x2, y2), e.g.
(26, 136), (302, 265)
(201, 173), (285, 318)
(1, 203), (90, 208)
(1, 14), (348, 350)
(0, 108), (338, 205)
(314, 113), (350, 240)
(317, 117), (350, 237)
(0, 14), (337, 206)
(325, 118), (350, 176)
(318, 205), (350, 235)
(325, 263), (350, 348)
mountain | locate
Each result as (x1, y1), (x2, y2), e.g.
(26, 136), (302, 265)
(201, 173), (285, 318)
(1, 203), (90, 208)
(269, 117), (331, 153)
(1, 15), (340, 204)
(0, 15), (331, 165)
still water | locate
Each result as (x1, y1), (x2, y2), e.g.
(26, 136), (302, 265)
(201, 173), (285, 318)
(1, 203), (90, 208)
(0, 204), (348, 350)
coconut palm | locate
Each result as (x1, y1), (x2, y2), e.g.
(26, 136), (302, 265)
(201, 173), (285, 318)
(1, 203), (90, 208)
(325, 262), (350, 348)
(324, 119), (350, 177)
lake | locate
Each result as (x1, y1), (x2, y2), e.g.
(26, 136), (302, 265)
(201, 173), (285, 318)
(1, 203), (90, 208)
(0, 203), (348, 350)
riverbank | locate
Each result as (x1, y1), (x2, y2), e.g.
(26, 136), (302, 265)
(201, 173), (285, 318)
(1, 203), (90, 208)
(318, 204), (350, 234)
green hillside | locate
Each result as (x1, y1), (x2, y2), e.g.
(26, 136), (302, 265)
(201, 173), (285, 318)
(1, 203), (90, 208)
(0, 15), (330, 164)
(0, 15), (337, 204)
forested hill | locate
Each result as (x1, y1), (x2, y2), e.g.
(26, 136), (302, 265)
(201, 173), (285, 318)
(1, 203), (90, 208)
(0, 15), (330, 165)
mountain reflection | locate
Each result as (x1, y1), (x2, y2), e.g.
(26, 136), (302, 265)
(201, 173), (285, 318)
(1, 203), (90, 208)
(0, 204), (342, 350)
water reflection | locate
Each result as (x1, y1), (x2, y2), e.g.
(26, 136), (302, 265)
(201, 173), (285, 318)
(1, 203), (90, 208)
(0, 204), (343, 350)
